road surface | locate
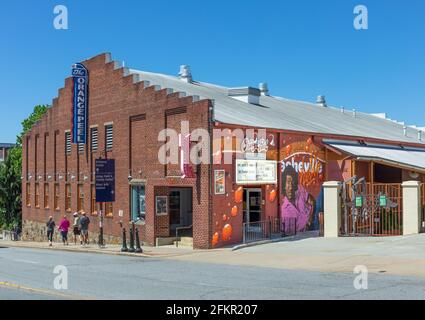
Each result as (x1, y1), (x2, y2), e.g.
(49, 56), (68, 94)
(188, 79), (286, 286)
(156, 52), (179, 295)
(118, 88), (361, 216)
(1, 246), (425, 300)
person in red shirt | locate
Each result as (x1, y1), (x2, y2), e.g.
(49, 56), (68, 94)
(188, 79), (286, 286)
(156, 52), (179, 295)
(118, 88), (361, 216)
(58, 215), (70, 245)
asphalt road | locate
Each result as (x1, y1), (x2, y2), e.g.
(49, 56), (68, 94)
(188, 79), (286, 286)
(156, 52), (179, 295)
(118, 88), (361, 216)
(0, 247), (425, 300)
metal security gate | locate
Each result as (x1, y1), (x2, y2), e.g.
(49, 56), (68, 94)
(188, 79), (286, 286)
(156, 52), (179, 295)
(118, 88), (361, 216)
(341, 177), (403, 236)
(421, 183), (425, 233)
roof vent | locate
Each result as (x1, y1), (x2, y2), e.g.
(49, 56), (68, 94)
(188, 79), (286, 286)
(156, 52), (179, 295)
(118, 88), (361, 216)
(316, 95), (327, 107)
(228, 87), (261, 105)
(179, 65), (192, 83)
(259, 83), (269, 96)
(418, 130), (422, 141)
(403, 126), (407, 136)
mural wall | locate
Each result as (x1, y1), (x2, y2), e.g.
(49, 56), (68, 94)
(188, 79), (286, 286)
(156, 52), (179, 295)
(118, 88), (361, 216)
(210, 131), (327, 248)
(280, 135), (326, 232)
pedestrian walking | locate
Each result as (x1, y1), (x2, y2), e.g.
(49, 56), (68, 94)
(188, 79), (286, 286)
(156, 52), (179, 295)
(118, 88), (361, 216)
(58, 215), (70, 245)
(46, 216), (55, 246)
(72, 212), (82, 245)
(79, 212), (90, 246)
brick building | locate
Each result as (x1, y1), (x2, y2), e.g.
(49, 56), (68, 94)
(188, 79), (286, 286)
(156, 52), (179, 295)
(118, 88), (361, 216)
(0, 143), (15, 163)
(22, 53), (425, 249)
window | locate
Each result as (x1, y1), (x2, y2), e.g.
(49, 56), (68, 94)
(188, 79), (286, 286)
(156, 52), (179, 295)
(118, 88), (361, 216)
(78, 143), (84, 154)
(105, 202), (113, 217)
(35, 183), (40, 208)
(65, 184), (71, 211)
(105, 124), (113, 151)
(91, 184), (97, 214)
(65, 132), (71, 155)
(44, 183), (49, 209)
(77, 184), (85, 212)
(91, 127), (98, 152)
(26, 183), (31, 207)
(54, 184), (60, 210)
(131, 185), (146, 222)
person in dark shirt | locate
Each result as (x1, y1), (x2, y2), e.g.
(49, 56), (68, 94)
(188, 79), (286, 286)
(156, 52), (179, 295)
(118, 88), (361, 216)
(79, 212), (90, 246)
(46, 216), (55, 247)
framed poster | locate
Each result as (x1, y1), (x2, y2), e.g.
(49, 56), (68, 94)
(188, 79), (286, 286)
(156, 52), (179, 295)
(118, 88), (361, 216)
(155, 196), (168, 216)
(214, 170), (226, 195)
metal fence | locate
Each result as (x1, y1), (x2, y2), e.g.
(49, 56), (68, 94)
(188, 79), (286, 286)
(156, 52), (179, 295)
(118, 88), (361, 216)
(421, 183), (425, 233)
(242, 218), (297, 244)
(341, 181), (403, 236)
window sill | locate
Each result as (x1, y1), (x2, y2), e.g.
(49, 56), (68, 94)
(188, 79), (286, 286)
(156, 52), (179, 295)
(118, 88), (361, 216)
(106, 214), (113, 218)
(91, 212), (98, 216)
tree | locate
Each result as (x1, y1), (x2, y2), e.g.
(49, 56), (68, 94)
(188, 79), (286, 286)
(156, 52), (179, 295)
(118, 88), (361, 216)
(0, 148), (22, 227)
(0, 105), (49, 229)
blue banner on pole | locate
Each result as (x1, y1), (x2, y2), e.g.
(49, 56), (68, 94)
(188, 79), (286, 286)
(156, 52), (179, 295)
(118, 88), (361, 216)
(72, 63), (88, 144)
(95, 159), (115, 203)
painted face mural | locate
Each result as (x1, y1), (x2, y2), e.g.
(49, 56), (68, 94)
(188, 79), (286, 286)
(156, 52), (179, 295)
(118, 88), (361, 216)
(280, 136), (326, 233)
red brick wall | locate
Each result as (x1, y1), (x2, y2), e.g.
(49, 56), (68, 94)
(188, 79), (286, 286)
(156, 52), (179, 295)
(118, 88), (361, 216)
(22, 53), (212, 249)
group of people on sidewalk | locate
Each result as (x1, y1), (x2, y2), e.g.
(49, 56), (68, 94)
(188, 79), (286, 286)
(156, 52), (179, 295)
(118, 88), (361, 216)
(46, 212), (90, 247)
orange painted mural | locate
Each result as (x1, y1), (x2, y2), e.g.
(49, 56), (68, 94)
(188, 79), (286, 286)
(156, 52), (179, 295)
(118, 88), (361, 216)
(280, 135), (325, 233)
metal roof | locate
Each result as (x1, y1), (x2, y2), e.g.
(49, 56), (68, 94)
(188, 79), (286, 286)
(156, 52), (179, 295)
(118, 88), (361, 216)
(325, 141), (425, 172)
(129, 68), (425, 146)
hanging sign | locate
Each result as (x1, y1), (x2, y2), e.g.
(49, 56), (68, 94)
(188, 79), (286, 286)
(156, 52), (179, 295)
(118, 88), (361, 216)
(72, 63), (88, 144)
(379, 195), (387, 207)
(179, 133), (195, 178)
(355, 196), (363, 207)
(95, 159), (115, 203)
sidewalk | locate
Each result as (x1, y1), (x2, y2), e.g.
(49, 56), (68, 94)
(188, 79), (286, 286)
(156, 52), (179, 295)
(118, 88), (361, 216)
(0, 239), (211, 258)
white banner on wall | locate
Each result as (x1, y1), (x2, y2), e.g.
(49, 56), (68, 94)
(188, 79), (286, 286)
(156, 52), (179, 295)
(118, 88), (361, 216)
(236, 160), (277, 185)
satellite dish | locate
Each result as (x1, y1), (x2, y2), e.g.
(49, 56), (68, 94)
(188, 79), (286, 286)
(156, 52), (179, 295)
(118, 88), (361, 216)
(409, 171), (420, 179)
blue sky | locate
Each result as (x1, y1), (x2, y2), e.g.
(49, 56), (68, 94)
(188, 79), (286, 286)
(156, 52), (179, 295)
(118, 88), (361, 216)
(1, 0), (424, 142)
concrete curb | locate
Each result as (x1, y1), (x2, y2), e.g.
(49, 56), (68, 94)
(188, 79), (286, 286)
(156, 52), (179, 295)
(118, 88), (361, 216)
(0, 241), (158, 258)
(232, 236), (296, 251)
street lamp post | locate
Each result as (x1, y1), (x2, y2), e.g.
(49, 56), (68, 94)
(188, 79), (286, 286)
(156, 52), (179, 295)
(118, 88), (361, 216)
(98, 205), (105, 248)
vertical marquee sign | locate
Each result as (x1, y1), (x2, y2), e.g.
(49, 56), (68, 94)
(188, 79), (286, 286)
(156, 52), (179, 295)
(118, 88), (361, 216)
(72, 63), (88, 144)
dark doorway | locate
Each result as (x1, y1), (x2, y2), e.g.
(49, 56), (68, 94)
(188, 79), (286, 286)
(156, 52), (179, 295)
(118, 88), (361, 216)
(169, 188), (193, 236)
(243, 188), (262, 224)
(374, 164), (402, 183)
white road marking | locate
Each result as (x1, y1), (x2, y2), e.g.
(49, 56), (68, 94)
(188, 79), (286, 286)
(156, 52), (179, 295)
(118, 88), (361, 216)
(10, 259), (39, 265)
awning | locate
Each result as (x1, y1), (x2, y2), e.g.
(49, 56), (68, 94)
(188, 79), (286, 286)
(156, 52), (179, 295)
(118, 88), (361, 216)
(323, 140), (425, 173)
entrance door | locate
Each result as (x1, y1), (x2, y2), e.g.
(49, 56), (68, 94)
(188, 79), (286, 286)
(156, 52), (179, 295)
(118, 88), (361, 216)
(130, 184), (146, 222)
(243, 189), (262, 224)
(169, 188), (193, 233)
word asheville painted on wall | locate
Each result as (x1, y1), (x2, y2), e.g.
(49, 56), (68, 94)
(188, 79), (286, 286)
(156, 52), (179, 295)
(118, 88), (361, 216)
(280, 136), (326, 233)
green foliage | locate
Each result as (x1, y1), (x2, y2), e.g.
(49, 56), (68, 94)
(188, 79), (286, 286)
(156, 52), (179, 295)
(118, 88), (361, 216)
(16, 105), (49, 147)
(0, 105), (49, 229)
